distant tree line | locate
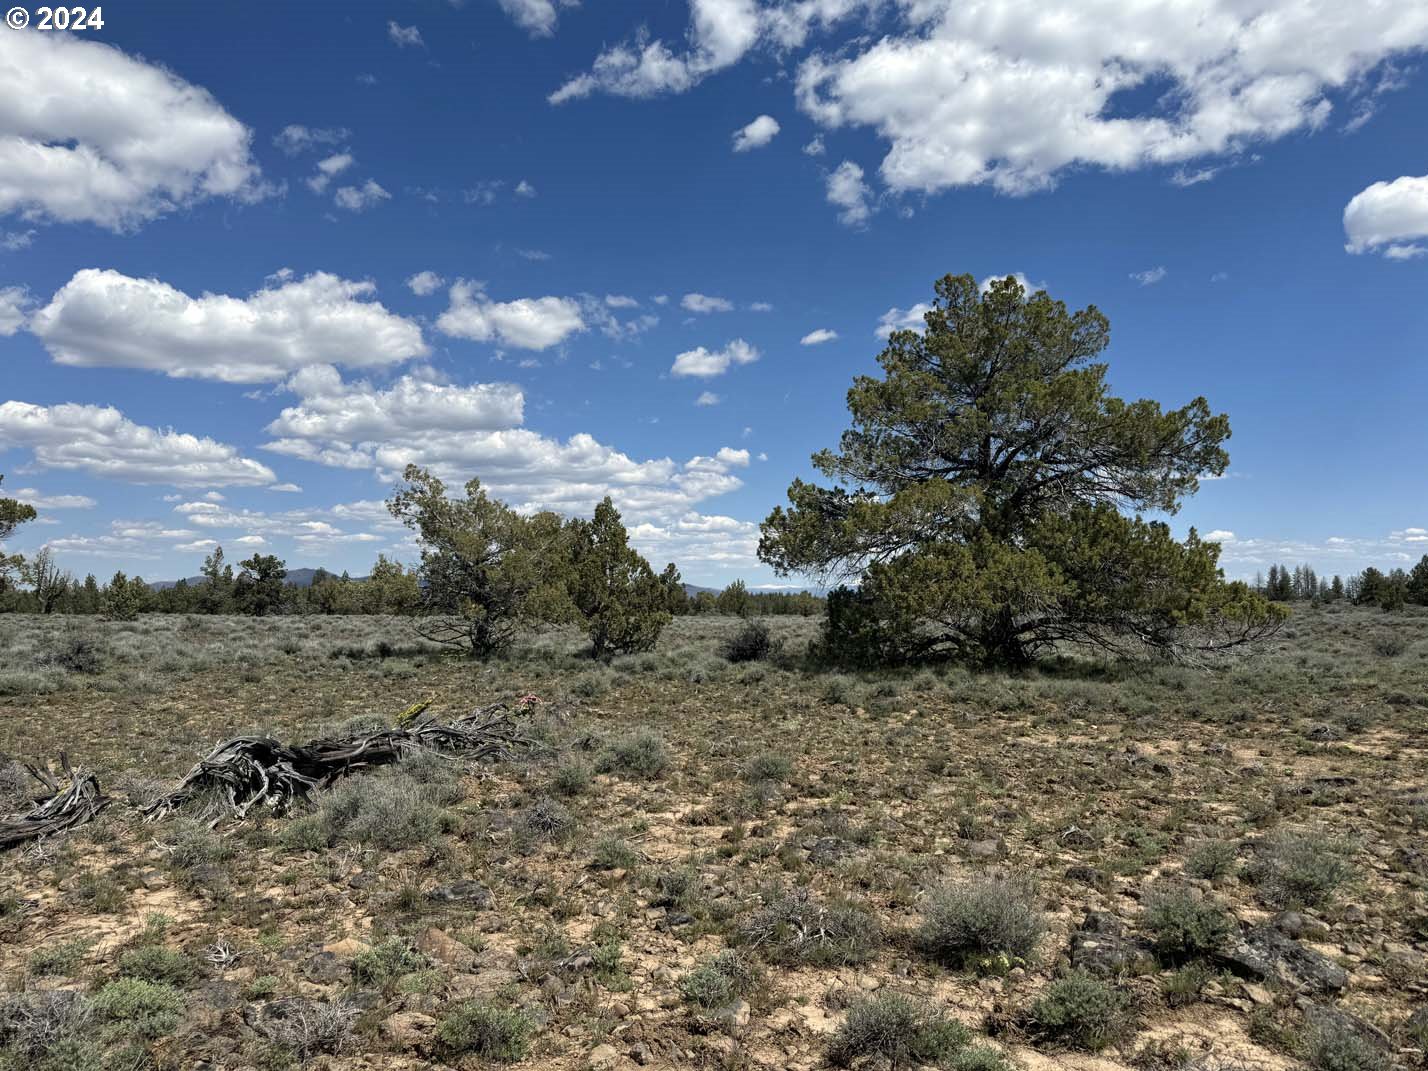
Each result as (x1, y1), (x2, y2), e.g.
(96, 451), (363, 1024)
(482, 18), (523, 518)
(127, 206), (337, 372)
(1253, 558), (1428, 611)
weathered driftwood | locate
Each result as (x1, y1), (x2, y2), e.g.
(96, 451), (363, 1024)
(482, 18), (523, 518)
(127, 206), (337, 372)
(0, 753), (111, 850)
(141, 702), (535, 821)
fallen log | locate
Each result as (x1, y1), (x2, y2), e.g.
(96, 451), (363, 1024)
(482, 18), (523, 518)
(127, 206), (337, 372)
(0, 753), (111, 851)
(141, 701), (536, 821)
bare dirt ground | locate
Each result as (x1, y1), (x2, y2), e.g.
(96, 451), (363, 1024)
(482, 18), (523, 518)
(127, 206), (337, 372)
(1, 608), (1425, 1070)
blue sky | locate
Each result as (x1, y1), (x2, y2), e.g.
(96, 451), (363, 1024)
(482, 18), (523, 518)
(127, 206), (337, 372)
(2, 1), (1427, 587)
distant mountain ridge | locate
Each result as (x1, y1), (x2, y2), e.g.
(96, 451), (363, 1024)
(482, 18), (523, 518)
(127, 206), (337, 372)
(148, 567), (351, 591)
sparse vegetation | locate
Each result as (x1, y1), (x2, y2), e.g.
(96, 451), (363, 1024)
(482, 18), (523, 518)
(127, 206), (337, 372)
(828, 992), (972, 1068)
(1027, 971), (1135, 1051)
(918, 874), (1046, 969)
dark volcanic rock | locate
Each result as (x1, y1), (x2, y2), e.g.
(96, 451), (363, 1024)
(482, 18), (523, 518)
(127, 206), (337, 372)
(426, 880), (492, 907)
(1212, 924), (1347, 994)
(1070, 913), (1151, 977)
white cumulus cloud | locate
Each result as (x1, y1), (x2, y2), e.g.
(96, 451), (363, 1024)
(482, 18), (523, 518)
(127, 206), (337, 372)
(671, 338), (759, 378)
(800, 328), (838, 345)
(436, 279), (586, 350)
(681, 292), (734, 313)
(30, 269), (427, 384)
(1344, 173), (1428, 259)
(733, 114), (781, 152)
(0, 400), (277, 486)
(826, 160), (872, 225)
(0, 30), (265, 230)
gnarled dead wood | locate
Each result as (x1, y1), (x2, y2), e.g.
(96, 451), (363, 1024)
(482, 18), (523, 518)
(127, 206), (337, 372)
(141, 702), (536, 821)
(0, 753), (111, 850)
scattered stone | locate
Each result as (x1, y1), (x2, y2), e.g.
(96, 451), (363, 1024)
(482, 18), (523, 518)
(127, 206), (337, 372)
(300, 951), (345, 984)
(380, 1010), (436, 1049)
(322, 937), (371, 958)
(1070, 913), (1151, 977)
(589, 1042), (622, 1069)
(1213, 925), (1348, 994)
(426, 880), (492, 908)
(808, 837), (852, 866)
(1064, 865), (1106, 886)
(415, 927), (476, 970)
(964, 838), (1005, 859)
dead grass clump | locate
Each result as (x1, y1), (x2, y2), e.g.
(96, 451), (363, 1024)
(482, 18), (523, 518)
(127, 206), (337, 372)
(741, 886), (881, 966)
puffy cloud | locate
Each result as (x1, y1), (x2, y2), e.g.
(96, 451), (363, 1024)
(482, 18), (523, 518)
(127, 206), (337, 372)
(387, 21), (424, 47)
(307, 152), (354, 193)
(733, 114), (781, 152)
(628, 511), (762, 567)
(274, 125), (350, 155)
(1131, 266), (1168, 286)
(1204, 529), (1236, 542)
(795, 0), (1428, 196)
(515, 179), (538, 198)
(257, 368), (751, 525)
(1344, 173), (1428, 259)
(0, 400), (277, 486)
(826, 160), (872, 225)
(605, 294), (640, 308)
(681, 292), (734, 313)
(30, 268), (427, 383)
(875, 301), (931, 337)
(803, 135), (826, 156)
(406, 270), (445, 296)
(0, 285), (31, 335)
(550, 0), (842, 103)
(8, 488), (96, 509)
(800, 327), (838, 345)
(0, 31), (264, 230)
(671, 338), (759, 377)
(558, 1), (1428, 203)
(498, 0), (578, 37)
(266, 364), (524, 442)
(1, 229), (34, 251)
(695, 391), (721, 406)
(333, 179), (391, 212)
(437, 280), (586, 350)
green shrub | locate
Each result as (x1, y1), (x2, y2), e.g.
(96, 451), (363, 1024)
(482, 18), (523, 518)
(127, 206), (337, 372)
(28, 939), (88, 977)
(679, 950), (760, 1010)
(595, 731), (670, 779)
(591, 836), (639, 870)
(1160, 962), (1214, 1007)
(1026, 971), (1133, 1051)
(828, 992), (971, 1068)
(318, 771), (450, 850)
(118, 946), (199, 987)
(1305, 1020), (1391, 1071)
(1183, 839), (1237, 880)
(550, 759), (592, 797)
(436, 1002), (533, 1061)
(741, 887), (880, 966)
(1245, 829), (1354, 909)
(743, 752), (793, 784)
(1142, 884), (1233, 963)
(722, 620), (779, 663)
(92, 978), (183, 1039)
(351, 939), (427, 985)
(164, 818), (236, 870)
(918, 875), (1046, 969)
(948, 1045), (1016, 1071)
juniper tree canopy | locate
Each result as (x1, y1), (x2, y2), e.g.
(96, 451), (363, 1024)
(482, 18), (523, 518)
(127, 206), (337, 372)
(759, 273), (1284, 665)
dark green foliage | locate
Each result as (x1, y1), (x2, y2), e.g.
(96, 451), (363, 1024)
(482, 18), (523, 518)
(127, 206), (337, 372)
(759, 272), (1284, 666)
(1026, 971), (1134, 1051)
(1245, 829), (1354, 909)
(595, 730), (670, 779)
(1142, 884), (1233, 963)
(918, 875), (1046, 968)
(827, 992), (972, 1068)
(436, 1002), (534, 1061)
(387, 465), (578, 656)
(721, 619), (778, 662)
(235, 554), (288, 617)
(741, 887), (881, 966)
(568, 497), (672, 658)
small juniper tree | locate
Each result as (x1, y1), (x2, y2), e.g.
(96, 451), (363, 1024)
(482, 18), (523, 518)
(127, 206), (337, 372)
(386, 465), (576, 656)
(234, 554), (288, 616)
(102, 571), (146, 621)
(759, 272), (1284, 666)
(567, 497), (672, 659)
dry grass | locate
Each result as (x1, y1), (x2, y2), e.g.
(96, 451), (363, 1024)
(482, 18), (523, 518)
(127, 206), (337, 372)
(0, 605), (1425, 1069)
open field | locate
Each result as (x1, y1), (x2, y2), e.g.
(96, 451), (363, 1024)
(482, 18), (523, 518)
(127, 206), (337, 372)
(1, 609), (1426, 1071)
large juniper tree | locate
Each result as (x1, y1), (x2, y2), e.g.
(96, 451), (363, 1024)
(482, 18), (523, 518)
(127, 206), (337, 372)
(759, 273), (1283, 666)
(0, 474), (37, 596)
